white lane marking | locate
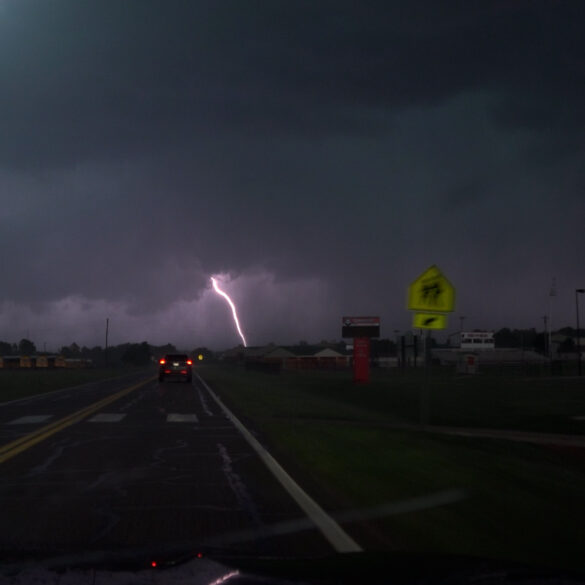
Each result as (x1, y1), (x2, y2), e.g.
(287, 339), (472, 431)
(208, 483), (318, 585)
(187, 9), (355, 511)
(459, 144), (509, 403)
(217, 442), (262, 526)
(87, 413), (127, 423)
(195, 373), (362, 554)
(206, 489), (467, 548)
(571, 415), (585, 420)
(198, 387), (214, 416)
(167, 413), (199, 422)
(8, 415), (53, 425)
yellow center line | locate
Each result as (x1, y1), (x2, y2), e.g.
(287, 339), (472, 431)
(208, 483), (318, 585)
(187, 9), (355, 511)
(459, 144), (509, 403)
(0, 376), (156, 465)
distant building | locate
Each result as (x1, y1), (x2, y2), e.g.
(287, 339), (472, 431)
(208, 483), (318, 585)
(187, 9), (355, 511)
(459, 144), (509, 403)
(220, 344), (351, 370)
(0, 355), (74, 369)
(35, 355), (65, 368)
(64, 358), (93, 369)
(286, 347), (350, 369)
(550, 333), (585, 358)
(433, 348), (548, 366)
(0, 356), (20, 369)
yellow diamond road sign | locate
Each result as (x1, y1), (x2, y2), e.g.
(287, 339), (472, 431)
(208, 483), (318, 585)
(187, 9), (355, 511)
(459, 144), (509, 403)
(413, 312), (448, 330)
(407, 265), (455, 313)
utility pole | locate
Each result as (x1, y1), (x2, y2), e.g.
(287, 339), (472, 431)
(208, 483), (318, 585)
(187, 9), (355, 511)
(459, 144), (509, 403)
(548, 278), (556, 360)
(576, 290), (585, 376)
(420, 329), (432, 426)
(105, 318), (109, 367)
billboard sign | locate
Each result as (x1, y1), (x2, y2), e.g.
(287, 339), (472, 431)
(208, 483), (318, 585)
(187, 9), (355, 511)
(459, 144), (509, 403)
(342, 316), (380, 338)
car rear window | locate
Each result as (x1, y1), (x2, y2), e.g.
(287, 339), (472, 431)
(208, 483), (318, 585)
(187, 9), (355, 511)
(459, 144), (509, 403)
(164, 354), (188, 361)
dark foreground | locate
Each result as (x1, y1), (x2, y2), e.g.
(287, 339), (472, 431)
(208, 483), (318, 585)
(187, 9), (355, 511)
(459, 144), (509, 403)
(0, 372), (332, 559)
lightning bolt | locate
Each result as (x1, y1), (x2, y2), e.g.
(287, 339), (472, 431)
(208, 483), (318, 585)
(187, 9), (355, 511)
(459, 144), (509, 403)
(211, 276), (248, 347)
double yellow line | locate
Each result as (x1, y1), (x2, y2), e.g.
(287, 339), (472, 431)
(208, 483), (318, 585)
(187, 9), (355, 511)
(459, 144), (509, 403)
(0, 376), (156, 465)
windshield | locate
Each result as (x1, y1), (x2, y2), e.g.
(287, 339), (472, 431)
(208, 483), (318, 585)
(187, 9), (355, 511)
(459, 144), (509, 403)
(1, 1), (585, 580)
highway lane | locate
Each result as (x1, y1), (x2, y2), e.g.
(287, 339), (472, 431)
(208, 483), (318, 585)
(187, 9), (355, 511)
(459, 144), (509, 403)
(0, 370), (154, 447)
(0, 371), (341, 559)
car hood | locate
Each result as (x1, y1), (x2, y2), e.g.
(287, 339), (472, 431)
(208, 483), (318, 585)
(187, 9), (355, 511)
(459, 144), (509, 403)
(2, 548), (585, 585)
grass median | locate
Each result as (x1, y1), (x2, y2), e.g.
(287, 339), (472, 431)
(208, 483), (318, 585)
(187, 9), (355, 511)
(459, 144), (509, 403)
(0, 367), (153, 403)
(199, 364), (585, 570)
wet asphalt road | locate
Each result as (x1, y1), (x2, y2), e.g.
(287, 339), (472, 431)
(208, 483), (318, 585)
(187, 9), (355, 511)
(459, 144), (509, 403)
(0, 371), (334, 559)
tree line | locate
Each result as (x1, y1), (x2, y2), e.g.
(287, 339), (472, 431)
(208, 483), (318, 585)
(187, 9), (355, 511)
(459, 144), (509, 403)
(0, 339), (214, 366)
(1, 327), (581, 365)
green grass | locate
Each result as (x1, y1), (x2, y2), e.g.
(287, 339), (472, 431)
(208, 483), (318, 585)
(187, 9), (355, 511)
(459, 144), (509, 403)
(199, 364), (585, 570)
(200, 364), (585, 434)
(0, 366), (154, 403)
(264, 422), (584, 568)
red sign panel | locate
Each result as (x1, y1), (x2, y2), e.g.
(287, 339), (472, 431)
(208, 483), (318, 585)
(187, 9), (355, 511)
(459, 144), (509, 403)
(342, 316), (380, 338)
(353, 337), (370, 383)
(343, 316), (380, 325)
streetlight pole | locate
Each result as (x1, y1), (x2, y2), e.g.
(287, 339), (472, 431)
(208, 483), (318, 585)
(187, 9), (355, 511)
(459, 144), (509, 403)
(576, 290), (585, 376)
(105, 318), (109, 367)
(548, 278), (556, 360)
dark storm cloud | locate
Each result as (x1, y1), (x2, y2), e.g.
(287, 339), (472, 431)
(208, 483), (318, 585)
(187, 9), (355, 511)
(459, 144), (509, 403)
(2, 1), (583, 170)
(1, 1), (584, 348)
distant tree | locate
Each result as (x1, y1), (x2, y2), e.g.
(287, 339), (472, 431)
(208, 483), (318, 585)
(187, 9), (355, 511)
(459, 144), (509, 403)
(121, 342), (152, 365)
(371, 339), (397, 357)
(523, 328), (537, 348)
(494, 328), (519, 348)
(193, 347), (214, 362)
(18, 338), (36, 355)
(558, 327), (576, 336)
(69, 343), (81, 355)
(0, 341), (13, 355)
(559, 337), (576, 354)
(533, 332), (546, 354)
(106, 343), (129, 365)
(80, 345), (105, 365)
(157, 343), (177, 354)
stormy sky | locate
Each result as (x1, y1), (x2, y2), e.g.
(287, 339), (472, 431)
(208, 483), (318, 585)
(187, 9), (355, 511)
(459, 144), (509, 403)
(1, 1), (584, 350)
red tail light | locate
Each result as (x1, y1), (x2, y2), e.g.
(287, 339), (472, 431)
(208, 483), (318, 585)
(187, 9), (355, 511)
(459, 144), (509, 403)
(186, 360), (193, 365)
(159, 359), (165, 365)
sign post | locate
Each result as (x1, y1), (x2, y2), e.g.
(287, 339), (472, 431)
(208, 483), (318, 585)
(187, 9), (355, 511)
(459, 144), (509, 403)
(406, 265), (456, 425)
(341, 316), (380, 384)
(353, 337), (371, 383)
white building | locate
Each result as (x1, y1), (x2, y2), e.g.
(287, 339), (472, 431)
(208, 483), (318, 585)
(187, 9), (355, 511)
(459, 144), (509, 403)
(458, 331), (495, 350)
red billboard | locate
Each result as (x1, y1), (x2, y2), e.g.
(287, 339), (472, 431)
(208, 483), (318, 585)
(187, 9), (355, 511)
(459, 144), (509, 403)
(342, 316), (380, 338)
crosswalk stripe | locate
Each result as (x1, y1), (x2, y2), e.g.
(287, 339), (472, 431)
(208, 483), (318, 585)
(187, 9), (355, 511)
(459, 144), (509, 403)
(8, 415), (53, 425)
(5, 412), (201, 425)
(87, 413), (127, 423)
(167, 413), (199, 422)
